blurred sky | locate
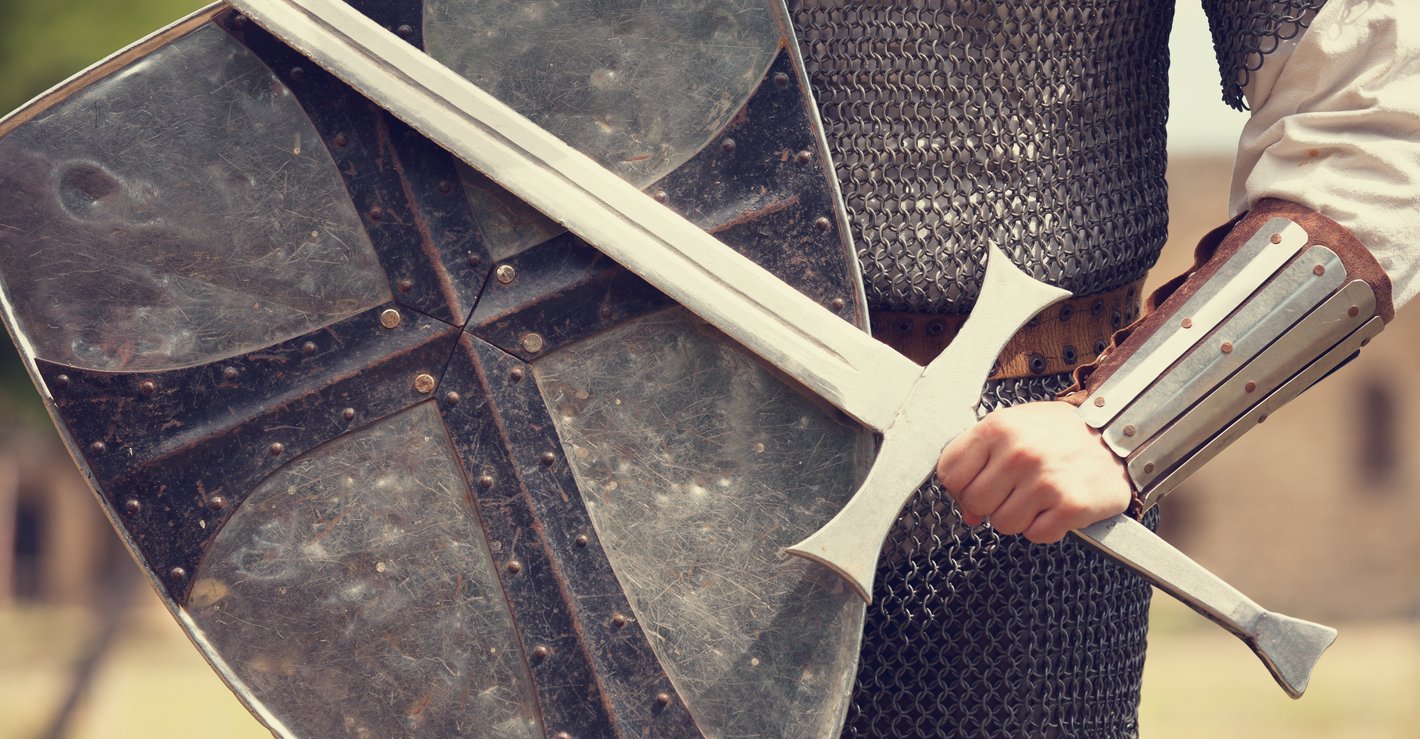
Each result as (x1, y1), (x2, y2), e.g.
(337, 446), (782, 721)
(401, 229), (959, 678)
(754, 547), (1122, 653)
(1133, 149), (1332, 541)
(1170, 1), (1249, 154)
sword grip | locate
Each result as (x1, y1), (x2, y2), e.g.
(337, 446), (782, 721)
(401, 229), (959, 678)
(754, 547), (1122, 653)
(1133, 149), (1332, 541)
(1073, 515), (1335, 698)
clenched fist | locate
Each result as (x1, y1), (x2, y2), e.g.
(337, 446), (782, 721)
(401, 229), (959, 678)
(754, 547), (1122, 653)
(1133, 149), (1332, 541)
(936, 401), (1134, 544)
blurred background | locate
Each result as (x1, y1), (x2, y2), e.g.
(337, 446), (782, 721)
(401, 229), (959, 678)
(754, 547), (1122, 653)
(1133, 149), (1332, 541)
(0, 2), (1415, 737)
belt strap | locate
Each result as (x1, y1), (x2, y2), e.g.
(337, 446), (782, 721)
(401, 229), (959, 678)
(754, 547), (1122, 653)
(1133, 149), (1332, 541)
(870, 278), (1145, 381)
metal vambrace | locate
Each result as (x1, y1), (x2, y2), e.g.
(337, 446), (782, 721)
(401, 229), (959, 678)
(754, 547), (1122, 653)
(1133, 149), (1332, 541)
(1061, 198), (1395, 513)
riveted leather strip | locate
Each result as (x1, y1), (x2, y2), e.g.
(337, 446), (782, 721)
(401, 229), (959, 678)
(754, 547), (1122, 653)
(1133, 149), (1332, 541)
(871, 279), (1144, 380)
(1058, 199), (1394, 405)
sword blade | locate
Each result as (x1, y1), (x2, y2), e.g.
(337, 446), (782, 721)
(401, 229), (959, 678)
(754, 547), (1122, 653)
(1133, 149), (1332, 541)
(229, 0), (1334, 696)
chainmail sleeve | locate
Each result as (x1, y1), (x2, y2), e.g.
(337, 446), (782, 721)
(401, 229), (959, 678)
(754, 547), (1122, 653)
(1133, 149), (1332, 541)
(1202, 0), (1328, 109)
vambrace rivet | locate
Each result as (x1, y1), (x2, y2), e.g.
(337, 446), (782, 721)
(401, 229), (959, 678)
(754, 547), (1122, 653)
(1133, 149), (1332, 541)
(54, 374), (70, 389)
(379, 309), (402, 329)
(1313, 264), (1326, 276)
(553, 733), (571, 739)
(1180, 317), (1193, 329)
(1143, 463), (1156, 474)
(831, 297), (847, 311)
(89, 441), (107, 455)
(814, 216), (833, 232)
(1122, 425), (1136, 437)
(796, 150), (813, 164)
(774, 72), (790, 88)
(1270, 233), (1283, 244)
(1093, 397), (1106, 408)
(495, 264), (517, 284)
(444, 391), (461, 406)
(1245, 381), (1257, 393)
(521, 333), (545, 354)
(124, 499), (141, 515)
(1220, 342), (1234, 354)
(1349, 305), (1361, 317)
(414, 373), (437, 394)
(169, 567), (187, 581)
(1258, 414), (1269, 424)
(653, 190), (668, 203)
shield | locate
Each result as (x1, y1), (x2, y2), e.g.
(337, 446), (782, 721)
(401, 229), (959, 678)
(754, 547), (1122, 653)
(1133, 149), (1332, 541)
(0, 2), (875, 736)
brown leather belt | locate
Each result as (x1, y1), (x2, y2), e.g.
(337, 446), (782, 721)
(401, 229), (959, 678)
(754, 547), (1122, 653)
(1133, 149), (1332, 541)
(870, 278), (1145, 381)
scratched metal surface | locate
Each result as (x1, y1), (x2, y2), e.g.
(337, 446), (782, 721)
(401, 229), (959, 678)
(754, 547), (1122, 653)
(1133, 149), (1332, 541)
(0, 24), (389, 371)
(186, 402), (542, 738)
(422, 0), (782, 261)
(534, 308), (872, 738)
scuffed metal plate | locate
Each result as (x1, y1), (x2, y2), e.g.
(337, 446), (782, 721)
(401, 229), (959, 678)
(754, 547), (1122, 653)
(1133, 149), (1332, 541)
(187, 402), (542, 738)
(0, 23), (389, 372)
(535, 308), (870, 738)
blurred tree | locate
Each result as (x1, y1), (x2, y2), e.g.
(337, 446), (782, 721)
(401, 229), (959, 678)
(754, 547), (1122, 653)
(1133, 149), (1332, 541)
(0, 0), (204, 423)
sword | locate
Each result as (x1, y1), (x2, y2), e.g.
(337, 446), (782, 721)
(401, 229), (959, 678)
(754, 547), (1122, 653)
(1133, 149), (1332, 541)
(228, 0), (1334, 698)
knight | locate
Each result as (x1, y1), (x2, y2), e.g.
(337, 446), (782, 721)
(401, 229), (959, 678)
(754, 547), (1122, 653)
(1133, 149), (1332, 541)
(790, 0), (1413, 734)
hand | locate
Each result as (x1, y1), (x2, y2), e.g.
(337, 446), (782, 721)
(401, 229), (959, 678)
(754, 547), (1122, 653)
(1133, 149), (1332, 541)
(935, 401), (1133, 544)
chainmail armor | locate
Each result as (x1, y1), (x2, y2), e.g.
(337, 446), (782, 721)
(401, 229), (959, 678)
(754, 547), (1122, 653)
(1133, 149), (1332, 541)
(1202, 0), (1328, 110)
(792, 0), (1172, 314)
(789, 3), (1171, 734)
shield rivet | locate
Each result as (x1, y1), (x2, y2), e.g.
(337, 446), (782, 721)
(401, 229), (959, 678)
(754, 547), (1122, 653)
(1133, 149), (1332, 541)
(774, 72), (790, 88)
(466, 252), (482, 267)
(533, 645), (551, 660)
(53, 374), (70, 389)
(506, 560), (522, 575)
(208, 496), (228, 512)
(414, 373), (437, 394)
(444, 391), (461, 406)
(169, 567), (187, 581)
(223, 366), (239, 381)
(830, 297), (846, 311)
(289, 66), (305, 82)
(479, 474), (495, 489)
(396, 278), (413, 293)
(138, 380), (157, 395)
(652, 190), (668, 204)
(553, 732), (571, 739)
(380, 309), (402, 329)
(656, 692), (671, 706)
(332, 132), (349, 148)
(574, 534), (589, 548)
(599, 305), (613, 320)
(814, 217), (832, 232)
(368, 205), (383, 221)
(342, 407), (356, 421)
(440, 180), (455, 194)
(269, 442), (285, 456)
(396, 24), (413, 38)
(124, 499), (141, 515)
(721, 138), (736, 153)
(89, 441), (107, 455)
(522, 333), (545, 354)
(796, 150), (812, 165)
(302, 341), (318, 355)
(540, 452), (556, 466)
(509, 367), (525, 383)
(495, 264), (517, 284)
(611, 613), (628, 628)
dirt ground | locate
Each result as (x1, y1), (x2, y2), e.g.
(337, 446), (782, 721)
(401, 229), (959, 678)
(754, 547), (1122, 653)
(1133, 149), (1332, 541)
(1, 589), (1414, 739)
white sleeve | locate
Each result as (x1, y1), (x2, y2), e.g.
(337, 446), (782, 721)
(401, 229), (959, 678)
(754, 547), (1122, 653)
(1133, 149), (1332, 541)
(1231, 0), (1420, 308)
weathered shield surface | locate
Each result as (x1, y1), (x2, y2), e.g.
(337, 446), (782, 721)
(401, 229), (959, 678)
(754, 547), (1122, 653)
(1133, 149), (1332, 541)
(0, 2), (873, 736)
